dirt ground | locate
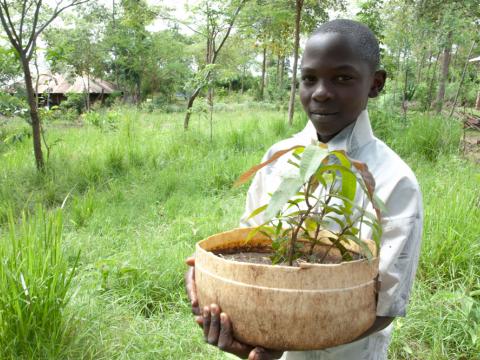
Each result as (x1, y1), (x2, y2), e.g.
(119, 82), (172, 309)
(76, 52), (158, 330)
(463, 130), (480, 163)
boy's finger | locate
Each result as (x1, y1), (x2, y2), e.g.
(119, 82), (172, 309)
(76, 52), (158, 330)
(186, 256), (195, 266)
(185, 267), (199, 313)
(217, 312), (233, 350)
(248, 347), (283, 360)
(202, 306), (211, 340)
(207, 304), (221, 345)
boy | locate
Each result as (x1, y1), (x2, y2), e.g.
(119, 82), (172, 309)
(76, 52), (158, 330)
(186, 19), (422, 360)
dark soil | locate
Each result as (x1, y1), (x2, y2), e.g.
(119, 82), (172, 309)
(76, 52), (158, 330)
(214, 245), (362, 266)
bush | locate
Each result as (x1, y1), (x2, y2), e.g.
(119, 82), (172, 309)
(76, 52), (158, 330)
(369, 109), (404, 145)
(61, 93), (87, 114)
(39, 106), (78, 123)
(103, 91), (123, 108)
(83, 110), (120, 130)
(0, 92), (28, 117)
(0, 122), (31, 152)
(396, 114), (462, 161)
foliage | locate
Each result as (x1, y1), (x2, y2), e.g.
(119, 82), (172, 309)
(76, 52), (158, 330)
(102, 0), (160, 102)
(0, 92), (28, 117)
(241, 144), (383, 266)
(0, 207), (79, 359)
(60, 93), (88, 114)
(0, 44), (20, 86)
(44, 4), (108, 87)
(82, 110), (121, 130)
(38, 106), (77, 123)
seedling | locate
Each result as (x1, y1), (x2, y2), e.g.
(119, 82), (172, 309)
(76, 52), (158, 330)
(235, 142), (384, 266)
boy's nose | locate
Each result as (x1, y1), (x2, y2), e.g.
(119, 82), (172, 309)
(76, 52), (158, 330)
(312, 82), (333, 102)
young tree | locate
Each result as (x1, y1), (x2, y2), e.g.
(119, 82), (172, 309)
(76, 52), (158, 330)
(45, 4), (108, 110)
(104, 0), (158, 104)
(0, 0), (89, 170)
(182, 0), (247, 130)
(287, 0), (304, 125)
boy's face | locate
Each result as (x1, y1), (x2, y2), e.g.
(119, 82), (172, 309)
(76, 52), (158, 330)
(299, 32), (386, 142)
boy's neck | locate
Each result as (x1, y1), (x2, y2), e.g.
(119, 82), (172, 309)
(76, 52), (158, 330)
(316, 119), (357, 144)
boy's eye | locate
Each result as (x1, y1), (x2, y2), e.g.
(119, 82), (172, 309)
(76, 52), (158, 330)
(301, 75), (316, 83)
(335, 75), (353, 82)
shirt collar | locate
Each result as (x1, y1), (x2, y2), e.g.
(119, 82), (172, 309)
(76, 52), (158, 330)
(296, 110), (374, 154)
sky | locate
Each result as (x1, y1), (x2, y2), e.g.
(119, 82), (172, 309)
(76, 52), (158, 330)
(14, 0), (360, 74)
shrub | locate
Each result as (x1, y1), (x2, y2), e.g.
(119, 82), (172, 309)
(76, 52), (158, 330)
(61, 93), (87, 114)
(83, 110), (120, 130)
(396, 114), (462, 161)
(0, 92), (28, 117)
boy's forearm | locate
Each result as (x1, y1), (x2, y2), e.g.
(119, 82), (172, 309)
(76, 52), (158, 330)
(354, 316), (394, 341)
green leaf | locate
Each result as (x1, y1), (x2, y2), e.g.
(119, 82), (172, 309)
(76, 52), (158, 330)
(287, 159), (300, 168)
(264, 174), (304, 221)
(304, 218), (317, 232)
(247, 204), (268, 220)
(325, 215), (346, 230)
(293, 147), (305, 156)
(344, 235), (374, 260)
(299, 144), (329, 183)
(373, 194), (387, 214)
(318, 162), (357, 213)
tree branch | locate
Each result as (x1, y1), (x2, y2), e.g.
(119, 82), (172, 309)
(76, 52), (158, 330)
(157, 13), (206, 37)
(0, 1), (21, 45)
(26, 0), (91, 59)
(212, 0), (246, 62)
(0, 4), (21, 52)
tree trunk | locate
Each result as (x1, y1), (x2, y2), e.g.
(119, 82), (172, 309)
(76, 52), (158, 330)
(136, 77), (142, 105)
(241, 64), (246, 94)
(426, 50), (441, 111)
(476, 91), (480, 110)
(87, 73), (91, 111)
(276, 54), (280, 85)
(260, 45), (266, 100)
(184, 86), (202, 130)
(449, 45), (459, 83)
(279, 56), (285, 90)
(435, 31), (453, 114)
(288, 0), (303, 126)
(416, 46), (428, 84)
(21, 56), (44, 170)
(393, 47), (401, 107)
(449, 41), (476, 118)
(402, 45), (409, 119)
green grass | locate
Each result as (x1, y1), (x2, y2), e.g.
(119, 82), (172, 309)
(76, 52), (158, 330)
(0, 208), (79, 359)
(0, 105), (479, 359)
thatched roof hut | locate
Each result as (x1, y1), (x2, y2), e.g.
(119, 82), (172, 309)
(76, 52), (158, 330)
(35, 74), (119, 106)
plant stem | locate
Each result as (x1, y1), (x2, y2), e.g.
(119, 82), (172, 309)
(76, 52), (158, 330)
(319, 211), (364, 263)
(308, 192), (332, 255)
(287, 212), (308, 266)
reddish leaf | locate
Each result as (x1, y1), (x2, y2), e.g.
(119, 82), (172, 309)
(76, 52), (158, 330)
(233, 145), (304, 187)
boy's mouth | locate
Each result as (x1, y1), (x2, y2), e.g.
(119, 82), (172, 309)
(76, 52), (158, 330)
(309, 111), (339, 118)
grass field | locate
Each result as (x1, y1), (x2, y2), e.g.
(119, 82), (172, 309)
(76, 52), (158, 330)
(0, 105), (479, 359)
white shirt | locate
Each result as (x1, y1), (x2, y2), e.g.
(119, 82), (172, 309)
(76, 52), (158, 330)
(239, 110), (423, 360)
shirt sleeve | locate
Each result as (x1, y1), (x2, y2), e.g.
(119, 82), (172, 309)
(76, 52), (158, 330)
(376, 178), (423, 317)
(239, 165), (268, 228)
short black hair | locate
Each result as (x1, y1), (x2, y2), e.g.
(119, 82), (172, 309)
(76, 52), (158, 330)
(312, 19), (380, 72)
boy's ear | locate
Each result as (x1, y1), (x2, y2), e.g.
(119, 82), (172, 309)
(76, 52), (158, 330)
(368, 70), (387, 98)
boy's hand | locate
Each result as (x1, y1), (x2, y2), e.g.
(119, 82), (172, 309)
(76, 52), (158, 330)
(185, 257), (283, 359)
